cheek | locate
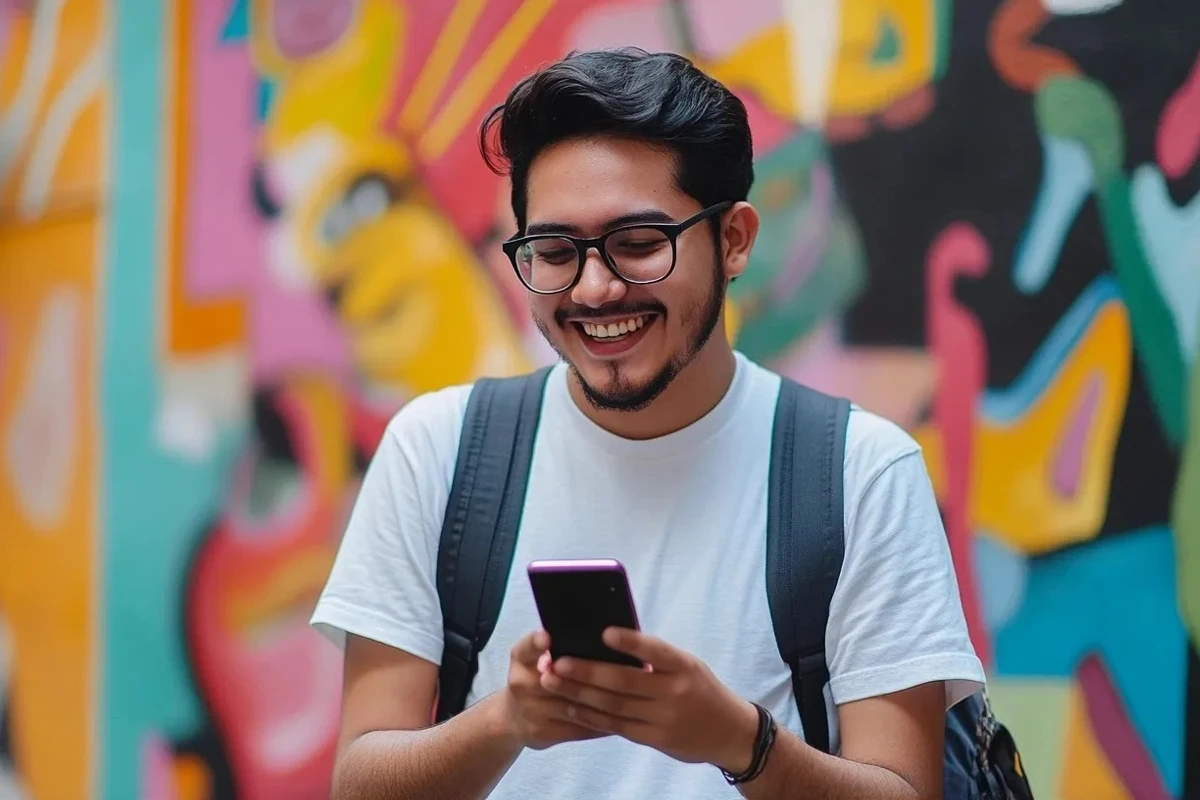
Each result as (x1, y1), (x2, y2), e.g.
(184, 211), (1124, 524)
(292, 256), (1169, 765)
(529, 297), (560, 328)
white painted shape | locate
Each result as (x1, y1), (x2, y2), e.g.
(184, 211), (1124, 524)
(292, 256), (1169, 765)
(18, 36), (108, 219)
(1042, 0), (1123, 15)
(0, 0), (67, 188)
(3, 287), (80, 531)
(780, 0), (841, 125)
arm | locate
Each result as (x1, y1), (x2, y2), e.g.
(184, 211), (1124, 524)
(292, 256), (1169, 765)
(331, 635), (522, 800)
(542, 631), (945, 800)
(543, 422), (980, 798)
(726, 683), (945, 800)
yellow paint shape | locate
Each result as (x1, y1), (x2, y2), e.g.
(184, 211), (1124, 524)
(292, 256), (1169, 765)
(916, 298), (1131, 555)
(419, 0), (557, 161)
(1059, 682), (1131, 800)
(706, 1), (939, 123)
(258, 0), (406, 152)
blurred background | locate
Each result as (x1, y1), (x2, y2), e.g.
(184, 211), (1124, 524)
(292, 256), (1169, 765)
(1, 0), (1198, 798)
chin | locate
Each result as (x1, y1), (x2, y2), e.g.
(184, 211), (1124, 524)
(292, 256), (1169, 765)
(572, 358), (678, 413)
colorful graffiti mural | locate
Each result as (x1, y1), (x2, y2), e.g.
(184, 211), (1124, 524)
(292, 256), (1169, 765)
(1, 0), (1197, 798)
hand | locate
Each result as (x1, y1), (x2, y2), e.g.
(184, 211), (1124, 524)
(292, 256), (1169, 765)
(539, 628), (760, 772)
(501, 630), (609, 751)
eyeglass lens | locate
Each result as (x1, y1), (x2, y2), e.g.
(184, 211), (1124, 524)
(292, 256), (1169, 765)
(515, 227), (674, 292)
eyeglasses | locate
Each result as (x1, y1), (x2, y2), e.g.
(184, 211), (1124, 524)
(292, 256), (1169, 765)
(501, 201), (732, 295)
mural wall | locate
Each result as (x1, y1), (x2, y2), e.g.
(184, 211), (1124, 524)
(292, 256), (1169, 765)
(1, 0), (1197, 798)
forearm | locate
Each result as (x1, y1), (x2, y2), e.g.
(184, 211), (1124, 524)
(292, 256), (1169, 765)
(332, 692), (522, 800)
(735, 728), (922, 800)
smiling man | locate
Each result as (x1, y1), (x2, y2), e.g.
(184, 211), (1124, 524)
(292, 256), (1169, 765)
(311, 48), (986, 799)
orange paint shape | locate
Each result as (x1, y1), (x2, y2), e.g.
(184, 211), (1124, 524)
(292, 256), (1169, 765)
(1059, 681), (1131, 800)
(164, 0), (245, 356)
(0, 0), (107, 219)
(0, 3), (106, 799)
(0, 219), (98, 800)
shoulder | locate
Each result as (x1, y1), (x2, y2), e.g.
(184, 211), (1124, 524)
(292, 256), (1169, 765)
(379, 381), (474, 466)
(843, 404), (923, 479)
(841, 404), (927, 522)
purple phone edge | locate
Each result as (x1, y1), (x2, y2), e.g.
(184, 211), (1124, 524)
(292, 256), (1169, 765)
(527, 558), (642, 632)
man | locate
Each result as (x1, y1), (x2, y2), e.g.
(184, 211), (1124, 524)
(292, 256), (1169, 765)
(311, 48), (985, 799)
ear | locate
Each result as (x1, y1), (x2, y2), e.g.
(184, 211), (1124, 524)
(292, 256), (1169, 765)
(720, 201), (760, 281)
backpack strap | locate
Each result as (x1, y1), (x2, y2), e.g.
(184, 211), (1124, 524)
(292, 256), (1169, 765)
(766, 378), (851, 754)
(433, 367), (553, 723)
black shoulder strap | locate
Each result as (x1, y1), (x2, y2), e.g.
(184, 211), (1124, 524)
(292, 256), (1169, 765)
(766, 378), (851, 754)
(433, 367), (553, 723)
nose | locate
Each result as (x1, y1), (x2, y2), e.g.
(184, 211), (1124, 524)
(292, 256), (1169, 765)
(570, 247), (626, 308)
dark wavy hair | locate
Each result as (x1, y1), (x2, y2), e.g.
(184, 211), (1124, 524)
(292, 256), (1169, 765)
(480, 47), (754, 233)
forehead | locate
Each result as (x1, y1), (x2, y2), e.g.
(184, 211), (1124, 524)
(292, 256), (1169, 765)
(524, 137), (694, 231)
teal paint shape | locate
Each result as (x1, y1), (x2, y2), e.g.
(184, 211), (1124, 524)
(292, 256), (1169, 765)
(871, 16), (900, 65)
(221, 0), (249, 43)
(104, 3), (245, 798)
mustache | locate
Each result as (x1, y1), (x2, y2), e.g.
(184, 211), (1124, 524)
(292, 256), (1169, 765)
(555, 302), (666, 324)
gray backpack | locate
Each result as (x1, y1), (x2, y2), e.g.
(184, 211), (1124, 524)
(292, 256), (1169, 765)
(431, 368), (1033, 798)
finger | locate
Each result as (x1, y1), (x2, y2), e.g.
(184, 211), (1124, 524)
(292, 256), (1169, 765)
(552, 657), (661, 698)
(512, 630), (551, 666)
(602, 628), (688, 672)
(561, 700), (654, 742)
(540, 671), (655, 721)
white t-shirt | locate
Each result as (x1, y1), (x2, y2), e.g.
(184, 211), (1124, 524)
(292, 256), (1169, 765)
(311, 352), (985, 799)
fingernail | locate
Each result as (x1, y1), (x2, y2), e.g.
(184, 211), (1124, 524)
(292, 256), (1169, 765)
(556, 658), (573, 675)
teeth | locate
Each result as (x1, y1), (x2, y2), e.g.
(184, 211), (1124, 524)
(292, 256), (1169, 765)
(582, 315), (648, 339)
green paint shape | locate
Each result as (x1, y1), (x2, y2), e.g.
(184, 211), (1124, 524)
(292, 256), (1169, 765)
(1172, 323), (1200, 642)
(872, 16), (900, 65)
(732, 132), (866, 361)
(933, 0), (952, 80)
(1095, 178), (1187, 445)
(1036, 72), (1187, 443)
(1035, 76), (1124, 180)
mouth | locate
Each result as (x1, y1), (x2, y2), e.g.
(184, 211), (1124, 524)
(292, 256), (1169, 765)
(570, 313), (658, 359)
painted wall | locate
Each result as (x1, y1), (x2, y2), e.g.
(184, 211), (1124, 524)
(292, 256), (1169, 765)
(1, 0), (1197, 798)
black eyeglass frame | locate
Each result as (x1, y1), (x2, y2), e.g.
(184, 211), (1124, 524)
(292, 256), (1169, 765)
(501, 200), (733, 295)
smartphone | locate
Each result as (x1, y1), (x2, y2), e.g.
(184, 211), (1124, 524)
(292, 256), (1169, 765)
(527, 559), (643, 668)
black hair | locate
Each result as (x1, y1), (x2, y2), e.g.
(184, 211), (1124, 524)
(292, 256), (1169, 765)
(480, 47), (754, 233)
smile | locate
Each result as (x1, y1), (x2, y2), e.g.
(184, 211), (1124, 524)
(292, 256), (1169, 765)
(579, 314), (650, 341)
(570, 313), (659, 359)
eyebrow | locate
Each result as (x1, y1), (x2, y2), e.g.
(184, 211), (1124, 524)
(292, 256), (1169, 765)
(524, 209), (677, 237)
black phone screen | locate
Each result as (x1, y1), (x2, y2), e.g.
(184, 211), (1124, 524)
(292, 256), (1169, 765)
(528, 568), (642, 668)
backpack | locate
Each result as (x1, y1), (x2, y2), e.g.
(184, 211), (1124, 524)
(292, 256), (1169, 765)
(431, 367), (1035, 799)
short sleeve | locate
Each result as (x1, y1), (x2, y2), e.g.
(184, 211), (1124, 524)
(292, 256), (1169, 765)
(825, 411), (986, 710)
(309, 385), (470, 666)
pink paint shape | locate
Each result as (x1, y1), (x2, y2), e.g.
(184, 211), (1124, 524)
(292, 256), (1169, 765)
(570, 2), (673, 52)
(1052, 374), (1100, 498)
(1077, 653), (1172, 800)
(1157, 53), (1200, 180)
(139, 733), (179, 800)
(184, 1), (351, 379)
(689, 0), (782, 56)
(249, 236), (350, 381)
(186, 0), (265, 299)
(926, 221), (993, 668)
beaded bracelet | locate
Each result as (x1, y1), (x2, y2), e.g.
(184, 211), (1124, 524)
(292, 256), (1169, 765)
(720, 703), (779, 786)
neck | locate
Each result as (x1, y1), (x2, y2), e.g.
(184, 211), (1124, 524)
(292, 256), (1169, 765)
(567, 339), (737, 441)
